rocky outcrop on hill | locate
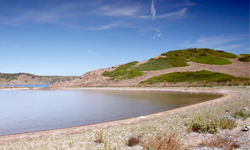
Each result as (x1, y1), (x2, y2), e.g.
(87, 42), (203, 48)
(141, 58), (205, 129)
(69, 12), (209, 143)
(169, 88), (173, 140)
(0, 73), (77, 85)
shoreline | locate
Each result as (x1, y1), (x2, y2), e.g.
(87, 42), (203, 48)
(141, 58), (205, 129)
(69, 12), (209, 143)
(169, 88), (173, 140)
(0, 87), (234, 140)
(0, 86), (249, 149)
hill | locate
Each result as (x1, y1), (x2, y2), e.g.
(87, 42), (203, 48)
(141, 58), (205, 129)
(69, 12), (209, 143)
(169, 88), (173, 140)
(0, 73), (78, 85)
(51, 48), (250, 88)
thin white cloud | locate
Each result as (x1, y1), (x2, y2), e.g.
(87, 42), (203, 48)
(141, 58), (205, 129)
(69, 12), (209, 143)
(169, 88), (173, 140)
(151, 0), (156, 20)
(182, 35), (247, 47)
(157, 33), (162, 38)
(216, 45), (244, 50)
(87, 50), (100, 55)
(88, 22), (124, 30)
(157, 8), (188, 19)
(98, 6), (139, 17)
(153, 29), (162, 39)
(0, 1), (87, 26)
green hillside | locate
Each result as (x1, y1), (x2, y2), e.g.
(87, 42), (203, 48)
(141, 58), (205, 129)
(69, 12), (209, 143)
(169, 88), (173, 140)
(102, 48), (238, 81)
(140, 70), (249, 86)
(238, 54), (250, 62)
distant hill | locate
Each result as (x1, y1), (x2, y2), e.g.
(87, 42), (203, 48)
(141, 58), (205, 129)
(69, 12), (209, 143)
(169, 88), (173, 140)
(51, 48), (250, 88)
(0, 73), (78, 85)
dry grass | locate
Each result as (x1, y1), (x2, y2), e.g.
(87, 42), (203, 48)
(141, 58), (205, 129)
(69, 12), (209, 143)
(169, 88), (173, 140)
(201, 135), (241, 150)
(127, 135), (142, 147)
(142, 133), (183, 150)
(94, 131), (104, 143)
(0, 86), (249, 149)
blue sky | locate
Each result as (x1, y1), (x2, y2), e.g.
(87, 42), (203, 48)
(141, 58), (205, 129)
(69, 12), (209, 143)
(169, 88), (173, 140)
(0, 0), (249, 76)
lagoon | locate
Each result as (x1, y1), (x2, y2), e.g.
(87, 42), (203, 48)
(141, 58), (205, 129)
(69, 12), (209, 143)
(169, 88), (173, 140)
(0, 89), (221, 135)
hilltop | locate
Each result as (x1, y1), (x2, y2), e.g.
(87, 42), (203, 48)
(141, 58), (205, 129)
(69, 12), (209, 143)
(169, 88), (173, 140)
(52, 48), (250, 88)
(0, 73), (77, 85)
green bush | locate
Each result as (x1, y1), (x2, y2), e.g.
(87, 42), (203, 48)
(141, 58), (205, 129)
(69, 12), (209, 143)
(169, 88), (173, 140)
(188, 115), (237, 134)
(188, 115), (219, 134)
(238, 54), (250, 62)
(218, 116), (236, 129)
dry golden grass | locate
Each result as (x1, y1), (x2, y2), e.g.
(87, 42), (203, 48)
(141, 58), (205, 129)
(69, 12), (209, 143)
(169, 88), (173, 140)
(142, 133), (183, 150)
(201, 135), (241, 150)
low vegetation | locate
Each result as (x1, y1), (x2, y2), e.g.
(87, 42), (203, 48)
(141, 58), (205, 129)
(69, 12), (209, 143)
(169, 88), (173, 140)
(161, 48), (237, 65)
(142, 133), (183, 150)
(127, 136), (141, 147)
(140, 70), (249, 85)
(201, 135), (240, 150)
(102, 48), (238, 81)
(102, 61), (144, 80)
(232, 109), (250, 120)
(238, 54), (250, 62)
(188, 115), (236, 134)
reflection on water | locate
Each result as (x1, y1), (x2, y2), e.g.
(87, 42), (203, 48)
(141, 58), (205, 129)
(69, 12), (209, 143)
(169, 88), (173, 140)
(0, 90), (221, 135)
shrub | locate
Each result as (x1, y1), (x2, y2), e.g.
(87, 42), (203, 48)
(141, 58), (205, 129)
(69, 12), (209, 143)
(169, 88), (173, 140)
(188, 115), (237, 134)
(218, 115), (236, 129)
(127, 136), (141, 147)
(238, 54), (250, 62)
(188, 115), (219, 134)
(142, 133), (183, 150)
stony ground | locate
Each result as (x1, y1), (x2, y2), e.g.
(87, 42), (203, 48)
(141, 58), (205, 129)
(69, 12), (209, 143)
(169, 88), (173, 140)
(0, 86), (249, 150)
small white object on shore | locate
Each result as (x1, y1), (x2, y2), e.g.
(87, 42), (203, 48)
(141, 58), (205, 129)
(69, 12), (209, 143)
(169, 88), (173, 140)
(242, 125), (250, 131)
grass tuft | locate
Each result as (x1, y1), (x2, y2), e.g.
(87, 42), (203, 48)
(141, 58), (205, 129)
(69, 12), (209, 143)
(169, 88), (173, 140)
(142, 133), (183, 150)
(201, 135), (240, 150)
(232, 109), (250, 120)
(94, 131), (104, 143)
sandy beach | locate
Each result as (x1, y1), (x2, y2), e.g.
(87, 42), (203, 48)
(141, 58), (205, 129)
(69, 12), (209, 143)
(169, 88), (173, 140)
(0, 86), (249, 149)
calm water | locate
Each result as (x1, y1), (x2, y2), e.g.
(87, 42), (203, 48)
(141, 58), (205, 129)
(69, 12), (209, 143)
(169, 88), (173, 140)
(0, 90), (221, 135)
(0, 84), (51, 88)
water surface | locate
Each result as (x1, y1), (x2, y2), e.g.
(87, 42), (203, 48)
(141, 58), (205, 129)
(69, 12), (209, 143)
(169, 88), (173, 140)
(0, 90), (221, 135)
(0, 84), (51, 88)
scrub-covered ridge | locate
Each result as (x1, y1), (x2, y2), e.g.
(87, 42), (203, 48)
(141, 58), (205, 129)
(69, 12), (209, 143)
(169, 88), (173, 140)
(51, 48), (249, 88)
(0, 73), (77, 85)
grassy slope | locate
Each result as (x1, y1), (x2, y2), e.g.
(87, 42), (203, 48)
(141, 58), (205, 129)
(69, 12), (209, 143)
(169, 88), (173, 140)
(140, 70), (249, 85)
(238, 54), (250, 62)
(102, 48), (238, 81)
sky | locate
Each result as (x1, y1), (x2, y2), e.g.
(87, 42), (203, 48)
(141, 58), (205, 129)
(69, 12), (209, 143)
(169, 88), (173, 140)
(0, 0), (249, 76)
